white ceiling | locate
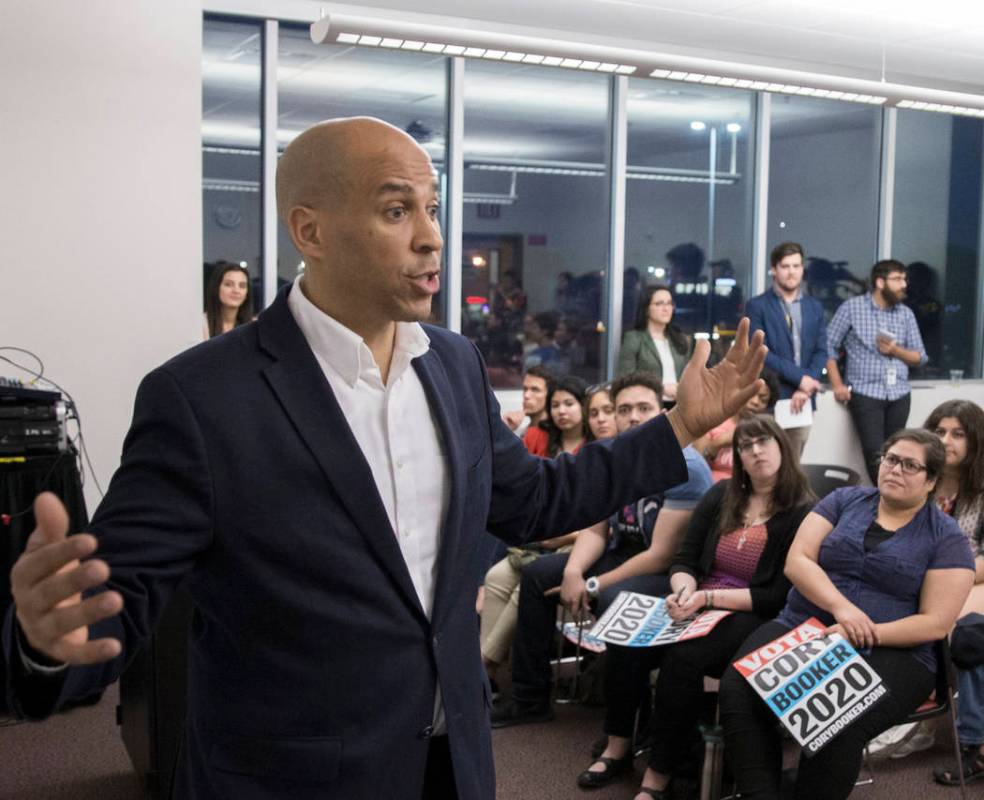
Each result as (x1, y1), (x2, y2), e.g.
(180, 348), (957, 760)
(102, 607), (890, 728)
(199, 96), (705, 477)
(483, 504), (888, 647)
(337, 0), (984, 94)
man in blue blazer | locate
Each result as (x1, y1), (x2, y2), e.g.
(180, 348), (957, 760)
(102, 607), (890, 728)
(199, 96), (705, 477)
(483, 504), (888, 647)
(745, 242), (827, 455)
(6, 118), (766, 800)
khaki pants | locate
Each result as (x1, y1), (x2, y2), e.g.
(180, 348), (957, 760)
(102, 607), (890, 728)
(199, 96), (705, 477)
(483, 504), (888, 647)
(480, 556), (523, 665)
(782, 424), (810, 458)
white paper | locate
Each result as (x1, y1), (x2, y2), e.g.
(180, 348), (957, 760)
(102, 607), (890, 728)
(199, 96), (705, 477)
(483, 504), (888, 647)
(774, 398), (813, 429)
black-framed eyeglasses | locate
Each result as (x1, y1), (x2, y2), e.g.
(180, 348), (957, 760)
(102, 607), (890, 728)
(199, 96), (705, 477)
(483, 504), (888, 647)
(878, 453), (927, 475)
(736, 435), (774, 454)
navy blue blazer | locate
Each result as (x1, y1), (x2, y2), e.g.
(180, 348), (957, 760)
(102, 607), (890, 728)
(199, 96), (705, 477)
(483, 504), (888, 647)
(5, 286), (688, 800)
(745, 289), (828, 406)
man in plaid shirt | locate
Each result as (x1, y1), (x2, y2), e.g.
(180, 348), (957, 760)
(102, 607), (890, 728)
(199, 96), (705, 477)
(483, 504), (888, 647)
(826, 259), (928, 482)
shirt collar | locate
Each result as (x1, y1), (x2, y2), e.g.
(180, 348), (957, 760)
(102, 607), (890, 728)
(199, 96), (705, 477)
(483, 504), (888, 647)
(286, 275), (430, 388)
(772, 285), (801, 304)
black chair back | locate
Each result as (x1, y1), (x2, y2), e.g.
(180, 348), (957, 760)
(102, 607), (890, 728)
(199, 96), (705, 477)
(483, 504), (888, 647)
(802, 464), (861, 499)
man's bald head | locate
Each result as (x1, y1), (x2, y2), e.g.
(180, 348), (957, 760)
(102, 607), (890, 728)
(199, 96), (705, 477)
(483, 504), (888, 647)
(275, 117), (431, 224)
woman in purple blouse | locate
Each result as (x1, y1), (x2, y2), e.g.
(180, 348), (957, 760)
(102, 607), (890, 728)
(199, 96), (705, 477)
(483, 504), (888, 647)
(719, 428), (975, 800)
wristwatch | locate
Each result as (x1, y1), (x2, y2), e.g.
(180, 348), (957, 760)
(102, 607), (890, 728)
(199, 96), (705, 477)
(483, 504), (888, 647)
(585, 576), (600, 599)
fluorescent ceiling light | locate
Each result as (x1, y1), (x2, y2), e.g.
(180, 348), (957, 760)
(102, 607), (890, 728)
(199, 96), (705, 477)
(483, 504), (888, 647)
(312, 11), (984, 115)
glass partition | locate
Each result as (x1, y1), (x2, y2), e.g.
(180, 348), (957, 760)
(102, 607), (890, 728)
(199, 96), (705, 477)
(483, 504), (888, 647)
(624, 79), (755, 359)
(893, 109), (983, 378)
(462, 60), (612, 387)
(202, 17), (263, 314)
(769, 96), (882, 322)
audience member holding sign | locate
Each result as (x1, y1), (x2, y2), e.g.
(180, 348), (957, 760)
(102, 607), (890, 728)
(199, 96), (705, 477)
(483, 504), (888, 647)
(719, 428), (976, 800)
(578, 416), (813, 797)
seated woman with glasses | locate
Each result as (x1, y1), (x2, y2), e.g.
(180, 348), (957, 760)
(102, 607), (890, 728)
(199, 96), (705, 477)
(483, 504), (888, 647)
(577, 416), (814, 798)
(719, 428), (976, 800)
(693, 370), (779, 483)
(616, 285), (692, 403)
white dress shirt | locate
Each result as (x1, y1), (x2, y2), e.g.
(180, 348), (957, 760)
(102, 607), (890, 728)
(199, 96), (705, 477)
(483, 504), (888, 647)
(288, 276), (451, 730)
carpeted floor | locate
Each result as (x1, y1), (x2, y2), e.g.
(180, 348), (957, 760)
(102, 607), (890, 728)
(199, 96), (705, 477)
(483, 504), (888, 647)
(0, 684), (974, 799)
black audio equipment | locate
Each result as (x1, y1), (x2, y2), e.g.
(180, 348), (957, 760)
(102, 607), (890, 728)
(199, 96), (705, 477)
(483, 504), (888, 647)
(0, 377), (67, 455)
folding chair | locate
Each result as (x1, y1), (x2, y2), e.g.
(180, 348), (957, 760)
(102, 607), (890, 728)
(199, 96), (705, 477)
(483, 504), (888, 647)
(859, 639), (967, 799)
(801, 464), (861, 499)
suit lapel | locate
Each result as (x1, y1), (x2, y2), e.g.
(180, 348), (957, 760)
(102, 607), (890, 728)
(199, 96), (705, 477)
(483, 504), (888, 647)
(257, 293), (427, 623)
(411, 349), (464, 627)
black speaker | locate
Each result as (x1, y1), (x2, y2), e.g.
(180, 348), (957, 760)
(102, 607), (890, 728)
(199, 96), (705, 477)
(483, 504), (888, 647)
(117, 587), (193, 800)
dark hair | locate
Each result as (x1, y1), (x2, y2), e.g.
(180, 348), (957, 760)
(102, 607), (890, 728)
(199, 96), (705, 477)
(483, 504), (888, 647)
(770, 241), (805, 268)
(205, 262), (252, 338)
(541, 374), (588, 457)
(718, 415), (815, 535)
(870, 259), (906, 289)
(923, 400), (984, 501)
(880, 428), (946, 484)
(610, 371), (664, 410)
(632, 284), (690, 355)
(760, 369), (781, 408)
(583, 383), (614, 442)
(533, 310), (559, 339)
(524, 364), (555, 389)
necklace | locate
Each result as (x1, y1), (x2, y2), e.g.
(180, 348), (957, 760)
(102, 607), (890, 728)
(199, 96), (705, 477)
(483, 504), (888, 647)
(738, 511), (768, 550)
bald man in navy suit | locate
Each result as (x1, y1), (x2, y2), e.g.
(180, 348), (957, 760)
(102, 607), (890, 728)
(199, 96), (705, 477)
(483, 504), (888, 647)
(6, 117), (767, 799)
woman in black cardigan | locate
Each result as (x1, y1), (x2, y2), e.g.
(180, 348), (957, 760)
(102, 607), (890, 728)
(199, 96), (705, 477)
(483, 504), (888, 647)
(578, 415), (814, 799)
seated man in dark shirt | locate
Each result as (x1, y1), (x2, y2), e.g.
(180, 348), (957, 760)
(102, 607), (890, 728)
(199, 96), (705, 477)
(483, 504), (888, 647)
(491, 372), (714, 727)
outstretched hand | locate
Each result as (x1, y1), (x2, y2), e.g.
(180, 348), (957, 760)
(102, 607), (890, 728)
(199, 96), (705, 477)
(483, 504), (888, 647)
(666, 318), (767, 448)
(10, 492), (123, 666)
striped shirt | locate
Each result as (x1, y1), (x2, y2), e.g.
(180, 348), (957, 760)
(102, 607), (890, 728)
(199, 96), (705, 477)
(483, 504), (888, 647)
(826, 293), (927, 401)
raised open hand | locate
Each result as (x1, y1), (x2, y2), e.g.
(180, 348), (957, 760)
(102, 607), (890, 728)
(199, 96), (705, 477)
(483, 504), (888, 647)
(10, 492), (123, 666)
(666, 318), (767, 448)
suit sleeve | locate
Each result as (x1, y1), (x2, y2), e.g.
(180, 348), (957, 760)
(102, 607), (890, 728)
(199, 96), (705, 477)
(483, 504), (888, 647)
(474, 345), (689, 546)
(5, 367), (214, 718)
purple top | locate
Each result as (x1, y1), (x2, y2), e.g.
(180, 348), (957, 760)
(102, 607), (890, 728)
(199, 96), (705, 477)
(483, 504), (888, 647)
(777, 486), (974, 672)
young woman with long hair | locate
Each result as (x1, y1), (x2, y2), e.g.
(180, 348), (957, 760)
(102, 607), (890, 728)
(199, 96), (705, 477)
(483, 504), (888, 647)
(579, 416), (814, 796)
(616, 285), (692, 401)
(204, 262), (252, 339)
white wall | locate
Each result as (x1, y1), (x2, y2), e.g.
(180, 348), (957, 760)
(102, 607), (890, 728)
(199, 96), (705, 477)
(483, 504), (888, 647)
(0, 2), (203, 511)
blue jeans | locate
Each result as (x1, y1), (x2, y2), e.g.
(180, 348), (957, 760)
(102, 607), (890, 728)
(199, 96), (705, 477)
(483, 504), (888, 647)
(958, 665), (984, 747)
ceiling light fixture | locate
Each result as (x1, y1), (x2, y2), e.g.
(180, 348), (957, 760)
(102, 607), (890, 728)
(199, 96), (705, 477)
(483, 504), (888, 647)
(312, 10), (984, 115)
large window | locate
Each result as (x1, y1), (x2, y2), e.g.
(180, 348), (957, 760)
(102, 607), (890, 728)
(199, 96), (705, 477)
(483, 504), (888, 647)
(769, 96), (882, 321)
(202, 17), (263, 311)
(893, 110), (984, 378)
(624, 80), (755, 349)
(462, 61), (612, 388)
(277, 25), (449, 324)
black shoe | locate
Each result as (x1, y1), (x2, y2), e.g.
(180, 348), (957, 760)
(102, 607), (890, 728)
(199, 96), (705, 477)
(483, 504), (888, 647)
(590, 736), (608, 759)
(576, 753), (634, 788)
(490, 697), (553, 729)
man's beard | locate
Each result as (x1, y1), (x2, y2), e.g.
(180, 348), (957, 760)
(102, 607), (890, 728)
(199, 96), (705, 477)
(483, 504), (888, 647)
(882, 285), (905, 306)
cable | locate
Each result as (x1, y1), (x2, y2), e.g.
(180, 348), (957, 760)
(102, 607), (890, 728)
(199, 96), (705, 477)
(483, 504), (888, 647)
(0, 347), (105, 499)
(0, 347), (44, 383)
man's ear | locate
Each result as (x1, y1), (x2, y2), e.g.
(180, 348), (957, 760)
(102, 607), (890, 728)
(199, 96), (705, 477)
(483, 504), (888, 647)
(286, 206), (324, 256)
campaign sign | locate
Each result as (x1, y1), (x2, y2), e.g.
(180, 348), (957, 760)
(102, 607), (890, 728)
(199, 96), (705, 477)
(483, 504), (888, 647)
(733, 618), (887, 755)
(556, 620), (607, 654)
(588, 591), (731, 647)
